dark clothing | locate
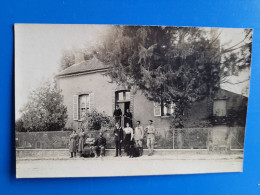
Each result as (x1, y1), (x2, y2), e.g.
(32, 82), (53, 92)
(94, 137), (106, 147)
(124, 133), (133, 156)
(93, 136), (106, 157)
(124, 112), (132, 127)
(114, 127), (123, 156)
(70, 152), (76, 158)
(114, 127), (123, 142)
(113, 108), (122, 117)
(130, 144), (140, 158)
(113, 108), (122, 125)
(82, 138), (95, 158)
(115, 141), (122, 156)
(93, 145), (105, 157)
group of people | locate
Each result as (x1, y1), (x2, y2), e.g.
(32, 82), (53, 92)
(69, 129), (106, 158)
(113, 104), (156, 156)
(113, 105), (133, 127)
(68, 119), (156, 158)
(114, 120), (155, 158)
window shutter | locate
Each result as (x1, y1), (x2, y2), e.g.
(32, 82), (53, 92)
(154, 102), (161, 116)
(213, 100), (227, 116)
(73, 95), (79, 120)
(112, 90), (115, 115)
(89, 93), (95, 112)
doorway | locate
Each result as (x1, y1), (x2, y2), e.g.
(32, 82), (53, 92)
(115, 90), (131, 127)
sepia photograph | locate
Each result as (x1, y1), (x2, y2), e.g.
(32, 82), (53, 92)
(15, 24), (252, 178)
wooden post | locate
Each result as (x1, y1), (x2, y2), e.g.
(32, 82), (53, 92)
(172, 128), (175, 149)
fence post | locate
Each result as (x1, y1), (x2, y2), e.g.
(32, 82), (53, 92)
(172, 129), (175, 149)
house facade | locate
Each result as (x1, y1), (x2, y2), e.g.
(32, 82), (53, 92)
(56, 56), (248, 149)
(57, 56), (180, 130)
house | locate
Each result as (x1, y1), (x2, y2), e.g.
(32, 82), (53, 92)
(56, 54), (248, 149)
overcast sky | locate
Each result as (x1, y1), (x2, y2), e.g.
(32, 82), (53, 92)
(15, 24), (251, 119)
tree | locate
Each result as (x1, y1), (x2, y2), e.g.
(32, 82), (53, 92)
(95, 26), (218, 127)
(59, 49), (75, 71)
(59, 49), (95, 71)
(15, 118), (26, 132)
(18, 79), (68, 132)
(220, 29), (252, 82)
(95, 26), (252, 128)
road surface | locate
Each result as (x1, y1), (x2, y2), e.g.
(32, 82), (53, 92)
(16, 155), (243, 178)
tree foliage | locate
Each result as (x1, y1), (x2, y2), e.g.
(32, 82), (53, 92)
(58, 26), (252, 128)
(59, 49), (95, 71)
(95, 26), (252, 128)
(59, 50), (75, 71)
(15, 118), (26, 132)
(221, 29), (252, 81)
(95, 26), (216, 127)
(18, 79), (68, 132)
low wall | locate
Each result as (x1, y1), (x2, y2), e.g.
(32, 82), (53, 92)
(16, 148), (243, 159)
(16, 126), (245, 150)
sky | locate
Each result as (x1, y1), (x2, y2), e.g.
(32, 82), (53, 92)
(15, 24), (251, 119)
(15, 24), (112, 119)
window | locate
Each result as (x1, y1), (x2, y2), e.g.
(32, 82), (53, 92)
(163, 103), (175, 116)
(79, 94), (90, 120)
(115, 90), (130, 102)
(213, 100), (227, 116)
(73, 93), (95, 121)
(125, 91), (130, 100)
(154, 101), (175, 117)
(154, 102), (161, 116)
(118, 92), (124, 101)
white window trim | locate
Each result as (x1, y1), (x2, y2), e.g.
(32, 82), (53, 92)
(154, 102), (162, 116)
(73, 93), (95, 121)
(154, 101), (175, 117)
(73, 95), (79, 120)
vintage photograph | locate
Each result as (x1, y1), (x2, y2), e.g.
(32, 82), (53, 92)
(15, 24), (252, 178)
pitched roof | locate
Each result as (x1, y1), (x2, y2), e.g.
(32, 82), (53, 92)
(57, 57), (108, 76)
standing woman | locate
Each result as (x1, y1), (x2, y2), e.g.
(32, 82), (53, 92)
(124, 122), (133, 156)
(69, 130), (78, 158)
(78, 128), (86, 157)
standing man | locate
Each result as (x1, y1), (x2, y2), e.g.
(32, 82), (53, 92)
(134, 121), (144, 156)
(124, 109), (133, 127)
(145, 120), (156, 156)
(93, 132), (106, 158)
(114, 123), (123, 157)
(113, 105), (122, 126)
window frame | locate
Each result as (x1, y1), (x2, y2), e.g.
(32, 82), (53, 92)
(115, 90), (131, 103)
(73, 92), (95, 121)
(213, 99), (227, 117)
(78, 94), (90, 121)
(154, 101), (175, 117)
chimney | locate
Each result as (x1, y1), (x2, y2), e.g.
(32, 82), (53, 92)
(74, 51), (85, 64)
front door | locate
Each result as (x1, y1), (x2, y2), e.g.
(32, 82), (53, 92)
(117, 102), (131, 127)
(115, 90), (132, 127)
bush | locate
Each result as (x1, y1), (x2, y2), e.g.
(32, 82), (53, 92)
(15, 119), (26, 132)
(81, 109), (115, 131)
